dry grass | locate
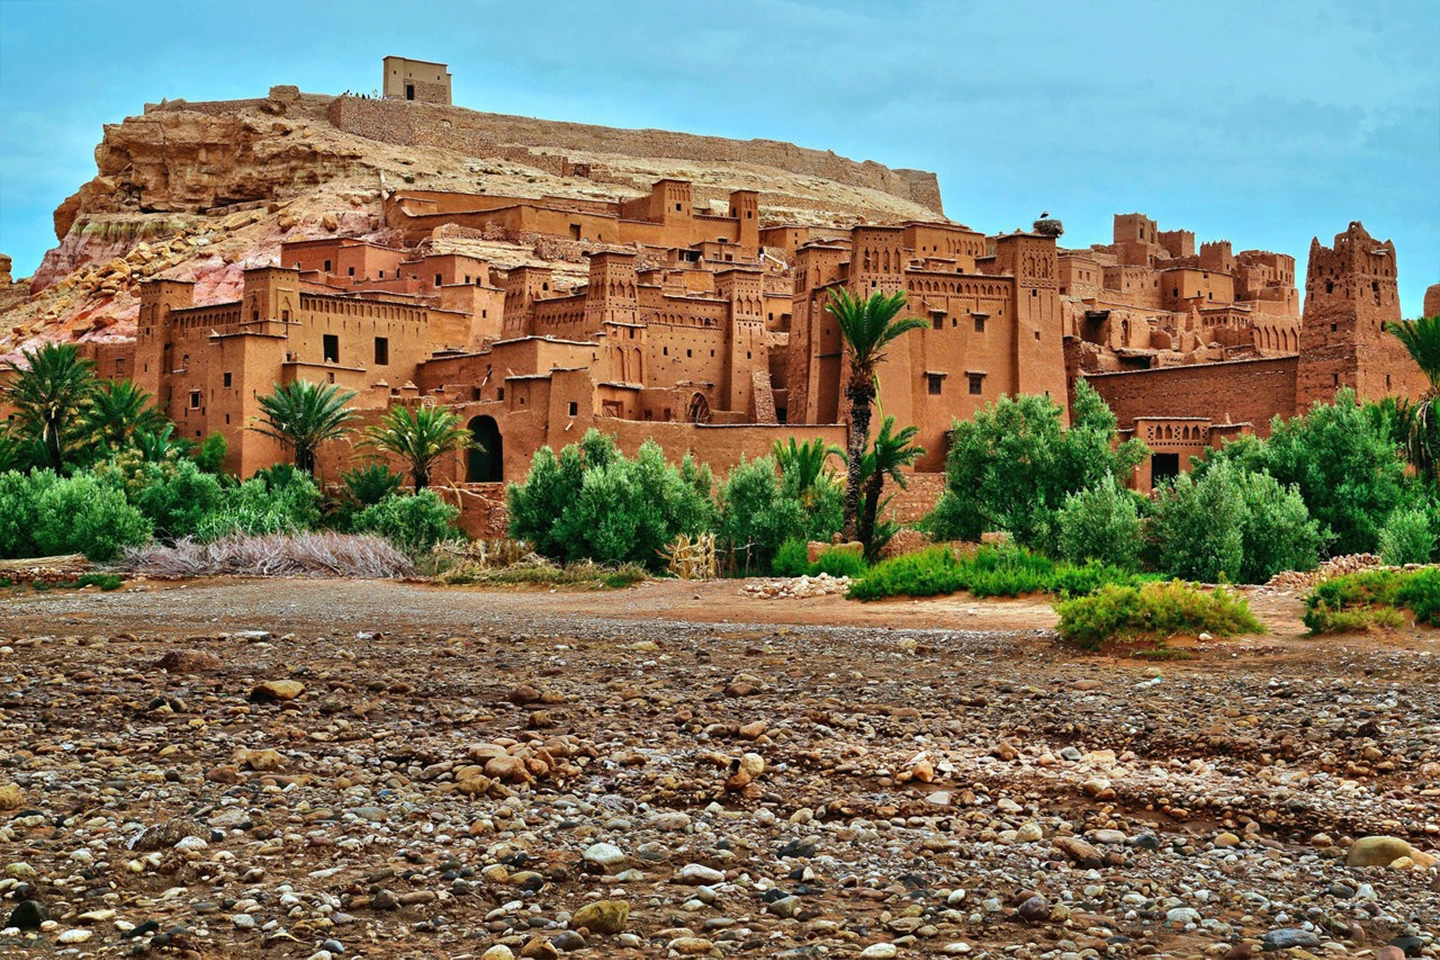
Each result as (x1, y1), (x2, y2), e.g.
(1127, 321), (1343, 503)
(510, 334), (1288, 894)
(119, 532), (414, 579)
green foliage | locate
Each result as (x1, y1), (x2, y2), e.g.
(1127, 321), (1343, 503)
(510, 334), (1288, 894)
(84, 379), (166, 453)
(194, 433), (228, 474)
(251, 379), (357, 474)
(848, 544), (1148, 601)
(772, 539), (812, 577)
(1378, 507), (1436, 566)
(507, 430), (716, 570)
(0, 469), (47, 558)
(3, 342), (97, 471)
(718, 456), (807, 574)
(194, 469), (321, 541)
(928, 380), (1146, 551)
(360, 403), (472, 490)
(342, 462), (405, 506)
(352, 490), (459, 554)
(1148, 461), (1321, 583)
(30, 472), (152, 561)
(1202, 389), (1409, 556)
(773, 437), (841, 493)
(1057, 475), (1143, 569)
(93, 452), (226, 541)
(812, 547), (868, 579)
(1304, 567), (1440, 633)
(1056, 580), (1263, 650)
(859, 416), (924, 560)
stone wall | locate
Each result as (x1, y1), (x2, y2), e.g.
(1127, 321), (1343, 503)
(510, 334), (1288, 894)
(1084, 357), (1299, 437)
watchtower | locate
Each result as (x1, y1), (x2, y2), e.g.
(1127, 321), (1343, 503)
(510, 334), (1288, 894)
(381, 57), (452, 105)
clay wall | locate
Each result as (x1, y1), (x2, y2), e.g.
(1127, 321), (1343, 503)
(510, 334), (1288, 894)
(1084, 357), (1299, 437)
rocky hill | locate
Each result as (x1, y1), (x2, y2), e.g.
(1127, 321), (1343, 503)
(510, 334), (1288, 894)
(1, 86), (946, 356)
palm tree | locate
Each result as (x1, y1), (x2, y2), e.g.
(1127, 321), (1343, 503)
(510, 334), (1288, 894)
(858, 416), (925, 558)
(1387, 315), (1440, 480)
(85, 379), (167, 452)
(772, 436), (842, 505)
(826, 288), (927, 540)
(359, 403), (473, 490)
(251, 380), (357, 475)
(2, 342), (96, 472)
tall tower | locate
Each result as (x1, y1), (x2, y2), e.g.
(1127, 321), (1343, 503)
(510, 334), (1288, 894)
(134, 279), (195, 402)
(993, 233), (1067, 408)
(1296, 221), (1416, 408)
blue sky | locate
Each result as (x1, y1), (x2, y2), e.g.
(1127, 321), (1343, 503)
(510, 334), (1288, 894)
(2, 0), (1436, 315)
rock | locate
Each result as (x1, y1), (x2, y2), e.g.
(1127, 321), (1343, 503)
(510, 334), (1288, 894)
(0, 783), (22, 810)
(1054, 836), (1102, 867)
(57, 929), (93, 944)
(481, 948), (517, 960)
(1261, 929), (1321, 950)
(669, 937), (717, 955)
(1215, 832), (1241, 847)
(1167, 907), (1201, 924)
(582, 842), (626, 868)
(321, 939), (345, 954)
(153, 649), (223, 673)
(677, 863), (725, 885)
(550, 930), (585, 951)
(768, 895), (802, 918)
(7, 900), (47, 930)
(571, 899), (629, 935)
(1347, 836), (1414, 867)
(1374, 949), (1405, 960)
(1017, 895), (1050, 922)
(1389, 936), (1425, 957)
(485, 755), (532, 783)
(1014, 821), (1043, 842)
(248, 679), (305, 702)
(859, 945), (899, 959)
(519, 938), (559, 960)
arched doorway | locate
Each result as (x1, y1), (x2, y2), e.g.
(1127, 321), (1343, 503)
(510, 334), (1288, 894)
(466, 416), (503, 482)
(687, 392), (712, 424)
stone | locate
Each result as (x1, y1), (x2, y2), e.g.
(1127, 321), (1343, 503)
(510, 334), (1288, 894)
(57, 929), (93, 944)
(481, 948), (517, 960)
(519, 938), (559, 960)
(582, 842), (626, 868)
(1017, 895), (1049, 921)
(858, 945), (899, 959)
(1261, 929), (1321, 950)
(1167, 907), (1201, 924)
(248, 679), (305, 703)
(677, 863), (725, 885)
(1054, 836), (1102, 867)
(1374, 949), (1405, 960)
(669, 937), (717, 955)
(550, 930), (585, 951)
(0, 783), (25, 810)
(1346, 836), (1413, 867)
(7, 900), (47, 930)
(1214, 832), (1241, 847)
(153, 649), (223, 673)
(571, 900), (629, 935)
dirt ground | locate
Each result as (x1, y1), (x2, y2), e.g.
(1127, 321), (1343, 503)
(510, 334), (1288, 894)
(1, 577), (1437, 959)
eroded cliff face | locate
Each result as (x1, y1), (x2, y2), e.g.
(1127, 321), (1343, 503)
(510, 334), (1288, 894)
(4, 90), (947, 358)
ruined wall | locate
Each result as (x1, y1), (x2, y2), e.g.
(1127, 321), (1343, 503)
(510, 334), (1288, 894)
(1084, 357), (1299, 437)
(328, 97), (943, 214)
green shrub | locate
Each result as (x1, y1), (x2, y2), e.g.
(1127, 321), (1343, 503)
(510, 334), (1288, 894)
(343, 463), (405, 506)
(508, 430), (716, 570)
(718, 456), (808, 574)
(1057, 475), (1143, 568)
(849, 544), (1147, 602)
(1056, 580), (1263, 650)
(1304, 567), (1440, 633)
(128, 458), (225, 540)
(195, 470), (322, 541)
(927, 380), (1147, 550)
(772, 539), (811, 577)
(31, 473), (152, 561)
(1148, 462), (1321, 583)
(0, 469), (50, 558)
(811, 547), (867, 579)
(194, 433), (228, 473)
(1378, 508), (1435, 566)
(352, 490), (460, 554)
(78, 573), (124, 590)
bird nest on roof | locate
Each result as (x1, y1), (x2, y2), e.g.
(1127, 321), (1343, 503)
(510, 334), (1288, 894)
(1032, 218), (1064, 237)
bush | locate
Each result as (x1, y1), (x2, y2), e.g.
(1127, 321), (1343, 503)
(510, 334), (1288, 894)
(508, 430), (716, 570)
(1202, 390), (1410, 555)
(0, 469), (49, 558)
(1378, 508), (1435, 565)
(1057, 476), (1143, 568)
(772, 539), (812, 577)
(195, 470), (322, 541)
(848, 544), (1146, 601)
(120, 532), (414, 579)
(812, 547), (867, 579)
(352, 490), (459, 554)
(1056, 580), (1263, 650)
(342, 463), (404, 506)
(1304, 567), (1440, 633)
(717, 457), (813, 574)
(194, 433), (228, 473)
(927, 380), (1147, 550)
(1148, 462), (1321, 583)
(126, 458), (225, 540)
(31, 473), (152, 561)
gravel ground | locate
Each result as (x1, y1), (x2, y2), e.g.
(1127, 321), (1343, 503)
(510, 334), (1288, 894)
(1, 577), (1437, 959)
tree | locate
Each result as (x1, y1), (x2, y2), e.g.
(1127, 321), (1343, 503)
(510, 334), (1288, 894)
(360, 403), (472, 490)
(928, 379), (1147, 550)
(84, 378), (166, 453)
(858, 416), (924, 559)
(3, 343), (96, 472)
(826, 288), (926, 541)
(772, 437), (842, 499)
(251, 380), (357, 475)
(1387, 315), (1440, 481)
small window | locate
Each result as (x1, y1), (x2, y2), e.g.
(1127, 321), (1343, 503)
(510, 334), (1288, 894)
(974, 316), (986, 333)
(497, 388), (505, 401)
(374, 336), (389, 365)
(968, 374), (984, 395)
(348, 266), (356, 277)
(568, 401), (578, 417)
(281, 309), (290, 322)
(675, 202), (682, 211)
(223, 372), (232, 387)
(927, 374), (943, 396)
(324, 260), (332, 272)
(686, 349), (692, 358)
(932, 315), (943, 331)
(323, 334), (339, 363)
(435, 274), (443, 286)
(189, 390), (201, 409)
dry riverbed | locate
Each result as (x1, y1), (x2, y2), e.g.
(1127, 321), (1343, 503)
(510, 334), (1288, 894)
(1, 577), (1438, 959)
